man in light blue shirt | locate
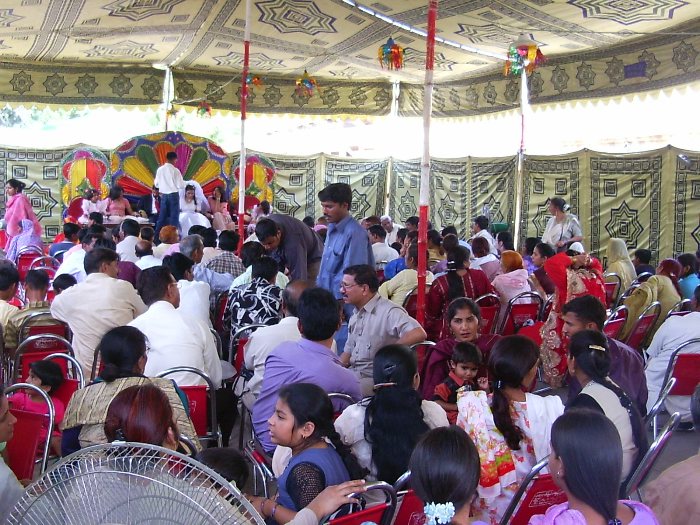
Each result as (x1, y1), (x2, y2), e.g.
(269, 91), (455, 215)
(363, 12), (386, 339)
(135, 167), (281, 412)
(316, 183), (374, 299)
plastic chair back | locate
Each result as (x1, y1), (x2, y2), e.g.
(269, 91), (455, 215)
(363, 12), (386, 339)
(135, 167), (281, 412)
(624, 301), (661, 351)
(403, 284), (431, 321)
(18, 312), (69, 344)
(602, 304), (628, 339)
(16, 248), (44, 281)
(213, 294), (228, 333)
(393, 490), (425, 525)
(329, 482), (397, 525)
(13, 334), (74, 384)
(244, 438), (275, 498)
(603, 272), (622, 308)
(498, 458), (566, 525)
(539, 294), (554, 321)
(29, 256), (61, 272)
(5, 383), (54, 480)
(498, 292), (543, 335)
(156, 366), (221, 446)
(476, 293), (500, 334)
(328, 392), (355, 420)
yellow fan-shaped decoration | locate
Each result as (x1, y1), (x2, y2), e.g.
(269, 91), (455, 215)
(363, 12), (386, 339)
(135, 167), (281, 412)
(123, 157), (156, 187)
(192, 159), (221, 186)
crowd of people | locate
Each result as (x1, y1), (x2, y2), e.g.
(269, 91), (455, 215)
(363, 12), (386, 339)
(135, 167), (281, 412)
(0, 177), (697, 525)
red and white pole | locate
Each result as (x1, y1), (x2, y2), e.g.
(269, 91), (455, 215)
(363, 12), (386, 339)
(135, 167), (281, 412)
(416, 0), (438, 327)
(237, 0), (251, 253)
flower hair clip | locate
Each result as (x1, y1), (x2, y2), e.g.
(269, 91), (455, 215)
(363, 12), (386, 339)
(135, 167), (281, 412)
(424, 502), (455, 525)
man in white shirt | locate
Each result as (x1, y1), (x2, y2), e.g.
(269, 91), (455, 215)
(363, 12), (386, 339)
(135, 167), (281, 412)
(162, 251), (212, 328)
(380, 215), (400, 246)
(129, 266), (222, 388)
(368, 225), (398, 270)
(469, 215), (497, 255)
(135, 240), (162, 270)
(154, 151), (184, 237)
(51, 247), (147, 378)
(116, 218), (140, 263)
(54, 231), (99, 283)
(180, 234), (233, 297)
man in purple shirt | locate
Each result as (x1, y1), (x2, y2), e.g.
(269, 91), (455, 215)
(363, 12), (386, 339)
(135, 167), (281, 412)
(562, 295), (648, 415)
(252, 286), (361, 452)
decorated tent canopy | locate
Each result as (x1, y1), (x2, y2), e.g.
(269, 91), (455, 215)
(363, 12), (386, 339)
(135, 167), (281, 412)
(0, 1), (699, 116)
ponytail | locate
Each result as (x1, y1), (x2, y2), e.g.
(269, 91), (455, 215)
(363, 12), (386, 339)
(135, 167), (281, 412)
(445, 246), (470, 302)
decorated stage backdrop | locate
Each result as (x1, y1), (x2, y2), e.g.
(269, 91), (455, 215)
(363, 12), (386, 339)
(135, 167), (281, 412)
(1, 143), (699, 265)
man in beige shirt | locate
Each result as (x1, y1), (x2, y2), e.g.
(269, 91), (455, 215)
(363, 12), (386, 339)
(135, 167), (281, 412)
(0, 262), (20, 345)
(340, 264), (426, 396)
(51, 247), (147, 379)
(5, 268), (54, 349)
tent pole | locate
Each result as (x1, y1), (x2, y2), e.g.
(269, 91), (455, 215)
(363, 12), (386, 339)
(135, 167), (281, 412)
(237, 0), (251, 253)
(514, 71), (529, 250)
(417, 0), (438, 328)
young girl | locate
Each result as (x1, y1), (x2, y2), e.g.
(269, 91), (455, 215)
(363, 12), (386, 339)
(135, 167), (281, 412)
(456, 336), (564, 525)
(9, 360), (65, 456)
(250, 383), (365, 524)
(80, 189), (107, 225)
(421, 297), (501, 400)
(433, 342), (488, 424)
(409, 426), (488, 525)
(530, 410), (659, 525)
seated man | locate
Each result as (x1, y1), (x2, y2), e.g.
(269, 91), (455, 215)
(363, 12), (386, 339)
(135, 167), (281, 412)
(0, 263), (20, 342)
(5, 269), (56, 349)
(252, 287), (361, 452)
(644, 284), (700, 422)
(200, 228), (221, 265)
(643, 384), (700, 525)
(137, 186), (160, 224)
(49, 223), (80, 258)
(341, 264), (427, 396)
(135, 240), (162, 270)
(368, 224), (398, 270)
(230, 241), (288, 289)
(632, 248), (656, 277)
(180, 234), (233, 298)
(560, 295), (648, 414)
(129, 266), (222, 388)
(54, 231), (99, 283)
(51, 247), (147, 378)
(162, 252), (211, 328)
(140, 226), (155, 243)
(116, 218), (140, 263)
(226, 256), (282, 345)
(205, 230), (245, 279)
(94, 238), (141, 288)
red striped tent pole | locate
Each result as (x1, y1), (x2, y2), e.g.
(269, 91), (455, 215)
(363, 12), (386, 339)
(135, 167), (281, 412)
(416, 0), (438, 327)
(237, 0), (252, 253)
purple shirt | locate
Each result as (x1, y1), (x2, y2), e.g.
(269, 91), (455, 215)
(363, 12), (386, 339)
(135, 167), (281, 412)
(252, 338), (362, 452)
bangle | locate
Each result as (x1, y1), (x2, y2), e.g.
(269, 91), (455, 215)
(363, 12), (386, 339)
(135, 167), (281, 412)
(271, 503), (279, 519)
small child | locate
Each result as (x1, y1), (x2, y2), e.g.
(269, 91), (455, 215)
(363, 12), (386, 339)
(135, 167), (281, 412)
(433, 342), (488, 424)
(196, 447), (250, 489)
(9, 360), (66, 456)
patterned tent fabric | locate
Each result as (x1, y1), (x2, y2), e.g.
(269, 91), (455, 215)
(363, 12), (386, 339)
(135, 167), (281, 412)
(0, 1), (699, 115)
(1, 143), (699, 266)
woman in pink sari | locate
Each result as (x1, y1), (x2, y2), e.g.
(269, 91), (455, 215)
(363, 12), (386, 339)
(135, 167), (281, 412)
(4, 178), (41, 241)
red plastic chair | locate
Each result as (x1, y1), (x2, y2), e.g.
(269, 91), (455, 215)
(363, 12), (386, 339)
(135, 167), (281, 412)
(18, 312), (70, 344)
(15, 247), (44, 282)
(497, 292), (543, 336)
(476, 293), (500, 334)
(213, 293), (228, 333)
(664, 298), (692, 321)
(156, 366), (221, 447)
(393, 471), (425, 525)
(244, 438), (276, 497)
(602, 305), (628, 340)
(624, 301), (661, 351)
(42, 353), (85, 409)
(539, 294), (554, 321)
(12, 334), (74, 384)
(329, 482), (397, 525)
(402, 284), (431, 322)
(498, 458), (567, 525)
(5, 383), (55, 480)
(603, 272), (622, 309)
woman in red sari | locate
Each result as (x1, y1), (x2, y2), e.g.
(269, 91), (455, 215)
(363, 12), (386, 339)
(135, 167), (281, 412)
(425, 245), (498, 341)
(539, 250), (606, 387)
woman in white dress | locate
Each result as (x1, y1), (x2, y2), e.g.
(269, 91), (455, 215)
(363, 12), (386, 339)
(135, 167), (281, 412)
(541, 197), (583, 252)
(178, 183), (211, 235)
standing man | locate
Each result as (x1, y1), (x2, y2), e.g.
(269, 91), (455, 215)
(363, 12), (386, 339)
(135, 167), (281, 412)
(380, 215), (400, 245)
(316, 183), (374, 300)
(154, 151), (184, 236)
(255, 216), (323, 281)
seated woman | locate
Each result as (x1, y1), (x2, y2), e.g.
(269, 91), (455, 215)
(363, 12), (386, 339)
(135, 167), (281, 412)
(334, 344), (448, 483)
(378, 242), (434, 305)
(432, 234), (459, 275)
(104, 383), (180, 451)
(5, 218), (44, 262)
(677, 252), (700, 300)
(606, 237), (637, 293)
(470, 237), (501, 281)
(248, 383), (365, 524)
(179, 183), (212, 236)
(79, 189), (107, 225)
(207, 185), (236, 232)
(426, 246), (498, 341)
(566, 330), (648, 480)
(528, 242), (556, 297)
(104, 185), (137, 219)
(530, 409), (659, 525)
(60, 326), (199, 455)
(456, 335), (564, 525)
(409, 426), (488, 525)
(491, 250), (531, 328)
(427, 229), (445, 269)
(620, 258), (682, 340)
(421, 297), (500, 400)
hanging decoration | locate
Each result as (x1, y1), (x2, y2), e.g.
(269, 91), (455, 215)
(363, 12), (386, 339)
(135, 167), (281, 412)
(246, 74), (263, 88)
(378, 37), (405, 70)
(295, 70), (318, 97)
(504, 34), (546, 77)
(197, 100), (212, 117)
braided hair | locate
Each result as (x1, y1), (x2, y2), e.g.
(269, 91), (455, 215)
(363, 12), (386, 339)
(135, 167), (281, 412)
(445, 246), (470, 302)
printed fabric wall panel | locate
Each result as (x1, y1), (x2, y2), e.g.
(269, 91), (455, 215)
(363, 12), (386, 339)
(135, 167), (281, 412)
(672, 148), (700, 259)
(388, 159), (420, 226)
(469, 156), (518, 234)
(266, 153), (322, 221)
(322, 156), (388, 220)
(430, 158), (469, 239)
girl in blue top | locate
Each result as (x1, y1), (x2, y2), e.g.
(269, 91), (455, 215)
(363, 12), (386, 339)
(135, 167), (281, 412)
(251, 383), (366, 524)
